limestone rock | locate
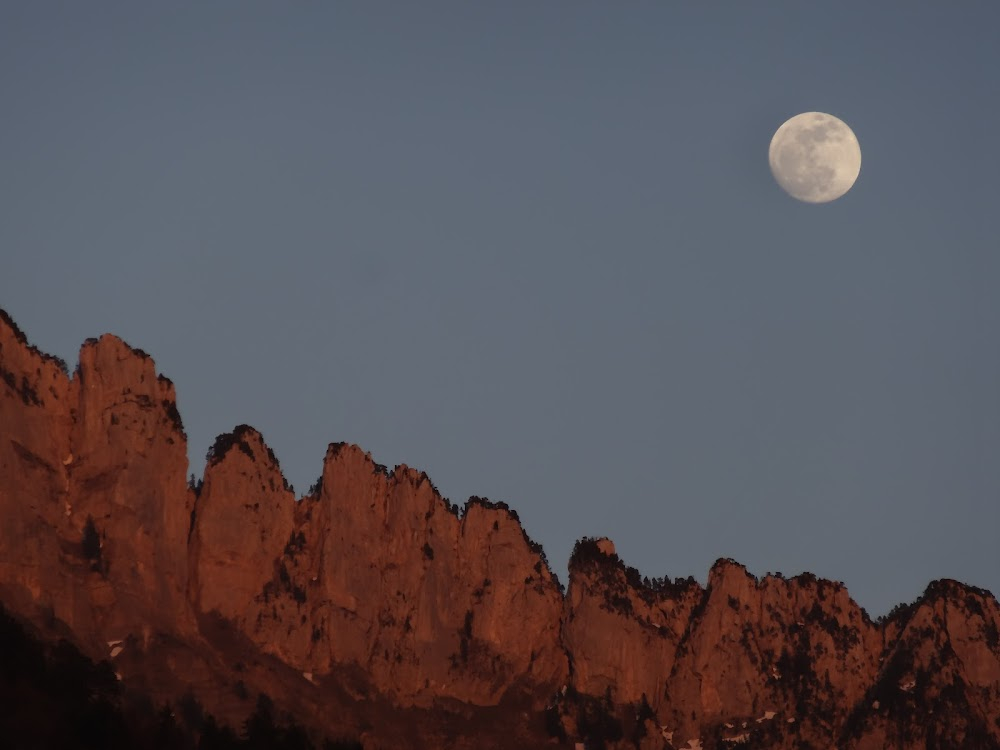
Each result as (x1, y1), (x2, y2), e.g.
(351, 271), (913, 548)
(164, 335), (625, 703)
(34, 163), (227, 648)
(1, 307), (999, 750)
(840, 579), (1000, 750)
(67, 333), (195, 636)
(230, 443), (568, 706)
(0, 311), (73, 620)
(564, 537), (702, 708)
(0, 314), (194, 641)
(189, 425), (296, 626)
(661, 560), (880, 746)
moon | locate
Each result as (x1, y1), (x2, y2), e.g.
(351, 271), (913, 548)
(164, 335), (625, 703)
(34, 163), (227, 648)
(768, 112), (861, 203)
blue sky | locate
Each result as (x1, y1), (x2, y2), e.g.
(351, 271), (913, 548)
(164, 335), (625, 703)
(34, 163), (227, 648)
(3, 2), (999, 615)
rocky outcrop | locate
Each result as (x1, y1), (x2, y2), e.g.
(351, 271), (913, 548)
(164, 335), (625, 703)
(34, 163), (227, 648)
(68, 334), (195, 636)
(0, 314), (194, 643)
(559, 542), (999, 750)
(660, 559), (881, 748)
(190, 439), (567, 706)
(1, 307), (999, 750)
(840, 579), (1000, 750)
(0, 309), (569, 722)
(188, 425), (296, 627)
(564, 537), (703, 707)
(0, 311), (74, 624)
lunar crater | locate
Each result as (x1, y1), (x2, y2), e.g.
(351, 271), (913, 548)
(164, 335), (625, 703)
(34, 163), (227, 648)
(769, 112), (861, 203)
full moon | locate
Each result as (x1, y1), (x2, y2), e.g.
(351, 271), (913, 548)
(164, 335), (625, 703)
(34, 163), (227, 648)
(768, 112), (861, 203)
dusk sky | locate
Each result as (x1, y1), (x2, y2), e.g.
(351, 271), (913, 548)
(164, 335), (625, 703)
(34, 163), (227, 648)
(3, 3), (999, 616)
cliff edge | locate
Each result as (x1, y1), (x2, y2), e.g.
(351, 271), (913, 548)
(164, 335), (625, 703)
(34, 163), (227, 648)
(1, 309), (998, 750)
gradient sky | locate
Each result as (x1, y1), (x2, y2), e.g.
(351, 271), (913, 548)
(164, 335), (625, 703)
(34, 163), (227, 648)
(3, 3), (999, 616)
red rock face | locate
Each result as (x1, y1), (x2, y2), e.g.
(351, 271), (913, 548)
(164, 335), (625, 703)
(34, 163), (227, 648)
(1, 308), (999, 750)
(840, 581), (1000, 750)
(561, 545), (999, 750)
(564, 537), (703, 708)
(188, 425), (296, 628)
(68, 334), (195, 637)
(660, 560), (882, 747)
(0, 316), (194, 643)
(216, 442), (568, 706)
(0, 312), (74, 623)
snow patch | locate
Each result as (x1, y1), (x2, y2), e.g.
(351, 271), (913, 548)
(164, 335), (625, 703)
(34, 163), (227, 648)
(684, 739), (702, 750)
(722, 733), (750, 744)
(110, 645), (123, 659)
(755, 710), (776, 723)
(302, 671), (315, 684)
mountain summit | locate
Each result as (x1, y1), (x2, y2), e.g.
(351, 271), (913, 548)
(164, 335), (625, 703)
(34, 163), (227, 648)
(1, 309), (998, 749)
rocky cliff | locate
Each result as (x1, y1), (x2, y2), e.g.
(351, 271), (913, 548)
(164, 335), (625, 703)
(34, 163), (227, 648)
(1, 308), (998, 750)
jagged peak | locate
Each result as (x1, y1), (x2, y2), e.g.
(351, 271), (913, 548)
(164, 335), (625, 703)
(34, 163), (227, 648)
(323, 441), (394, 478)
(758, 567), (841, 592)
(877, 578), (1000, 633)
(874, 579), (999, 631)
(205, 425), (287, 489)
(462, 495), (520, 522)
(708, 562), (858, 599)
(316, 442), (467, 528)
(74, 333), (161, 392)
(206, 425), (259, 465)
(568, 537), (699, 604)
(324, 440), (365, 462)
(706, 557), (757, 590)
(462, 496), (560, 590)
(80, 332), (152, 361)
(6, 306), (1000, 748)
(780, 569), (848, 593)
(0, 308), (29, 346)
(921, 577), (998, 607)
(0, 308), (70, 375)
(390, 464), (440, 493)
(313, 445), (560, 595)
(709, 557), (752, 576)
(569, 536), (622, 571)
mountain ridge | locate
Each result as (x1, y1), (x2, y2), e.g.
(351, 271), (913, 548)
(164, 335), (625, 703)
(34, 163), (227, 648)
(1, 308), (998, 749)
